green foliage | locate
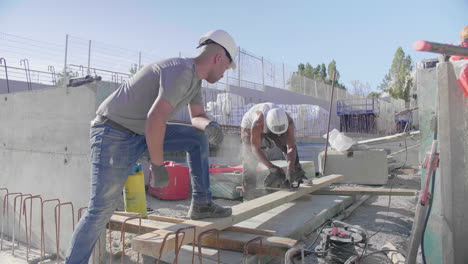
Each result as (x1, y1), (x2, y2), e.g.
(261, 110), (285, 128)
(289, 59), (347, 94)
(367, 91), (381, 98)
(378, 47), (413, 102)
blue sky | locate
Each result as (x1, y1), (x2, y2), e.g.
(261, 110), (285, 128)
(1, 0), (467, 91)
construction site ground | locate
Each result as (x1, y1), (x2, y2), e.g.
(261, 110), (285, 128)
(0, 166), (420, 264)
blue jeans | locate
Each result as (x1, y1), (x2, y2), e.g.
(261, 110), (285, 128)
(65, 121), (212, 264)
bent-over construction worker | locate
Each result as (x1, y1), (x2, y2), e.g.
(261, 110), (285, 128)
(65, 29), (236, 264)
(240, 102), (306, 201)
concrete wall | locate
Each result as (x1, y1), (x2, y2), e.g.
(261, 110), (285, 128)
(0, 78), (52, 94)
(437, 61), (468, 264)
(416, 59), (468, 263)
(0, 82), (116, 257)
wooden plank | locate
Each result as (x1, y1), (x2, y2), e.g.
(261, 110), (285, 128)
(147, 215), (276, 236)
(132, 174), (343, 257)
(108, 214), (295, 256)
(314, 187), (417, 196)
(200, 231), (296, 257)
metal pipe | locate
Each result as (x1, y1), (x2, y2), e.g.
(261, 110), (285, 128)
(356, 131), (420, 146)
(323, 71), (337, 175)
(0, 58), (10, 93)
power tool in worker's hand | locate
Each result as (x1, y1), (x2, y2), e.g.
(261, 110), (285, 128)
(264, 164), (308, 190)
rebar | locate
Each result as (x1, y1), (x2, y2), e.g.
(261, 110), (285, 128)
(1, 192), (21, 250)
(174, 226), (196, 264)
(0, 58), (10, 93)
(54, 202), (74, 261)
(22, 195), (42, 261)
(197, 229), (220, 264)
(12, 193), (31, 255)
(242, 236), (264, 264)
(120, 215), (142, 264)
(41, 199), (60, 261)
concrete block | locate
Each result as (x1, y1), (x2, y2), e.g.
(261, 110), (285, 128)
(318, 150), (388, 185)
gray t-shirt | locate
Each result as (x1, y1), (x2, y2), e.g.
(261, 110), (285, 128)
(96, 58), (202, 134)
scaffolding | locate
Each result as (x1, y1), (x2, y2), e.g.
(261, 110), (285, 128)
(337, 97), (380, 133)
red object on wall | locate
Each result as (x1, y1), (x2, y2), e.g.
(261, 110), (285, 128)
(148, 161), (190, 200)
(458, 64), (468, 97)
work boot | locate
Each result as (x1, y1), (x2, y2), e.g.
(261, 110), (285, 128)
(188, 201), (232, 220)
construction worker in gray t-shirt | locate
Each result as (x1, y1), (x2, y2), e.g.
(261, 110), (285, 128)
(240, 103), (306, 200)
(65, 29), (236, 264)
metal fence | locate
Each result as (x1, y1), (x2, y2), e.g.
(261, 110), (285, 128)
(0, 32), (407, 135)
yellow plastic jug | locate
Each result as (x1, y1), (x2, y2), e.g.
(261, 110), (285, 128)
(123, 164), (147, 218)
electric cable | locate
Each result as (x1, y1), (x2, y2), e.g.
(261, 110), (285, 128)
(358, 249), (407, 263)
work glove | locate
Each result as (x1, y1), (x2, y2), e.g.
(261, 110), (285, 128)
(264, 165), (287, 188)
(150, 163), (169, 188)
(287, 166), (307, 188)
(204, 121), (224, 146)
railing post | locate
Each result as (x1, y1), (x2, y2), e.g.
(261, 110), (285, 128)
(238, 47), (241, 89)
(282, 63), (285, 89)
(64, 34), (68, 74)
(87, 40), (92, 75)
(138, 51), (142, 69)
(261, 56), (264, 90)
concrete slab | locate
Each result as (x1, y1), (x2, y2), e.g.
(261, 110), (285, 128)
(318, 149), (388, 185)
(154, 194), (354, 263)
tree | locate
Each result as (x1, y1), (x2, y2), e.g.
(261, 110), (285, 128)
(289, 59), (347, 94)
(350, 80), (371, 96)
(378, 47), (413, 102)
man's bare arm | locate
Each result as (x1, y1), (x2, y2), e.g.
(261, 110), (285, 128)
(250, 111), (275, 168)
(285, 120), (297, 169)
(146, 98), (173, 166)
(188, 104), (211, 130)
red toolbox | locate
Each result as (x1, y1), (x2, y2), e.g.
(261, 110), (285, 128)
(148, 161), (190, 200)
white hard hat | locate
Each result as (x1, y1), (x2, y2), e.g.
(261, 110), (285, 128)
(266, 108), (289, 134)
(198, 29), (237, 70)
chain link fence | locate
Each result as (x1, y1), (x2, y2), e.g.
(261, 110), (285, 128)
(0, 32), (406, 135)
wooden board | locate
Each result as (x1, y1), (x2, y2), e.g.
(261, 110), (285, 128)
(131, 174), (343, 257)
(108, 214), (295, 256)
(314, 187), (417, 196)
(147, 215), (276, 236)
